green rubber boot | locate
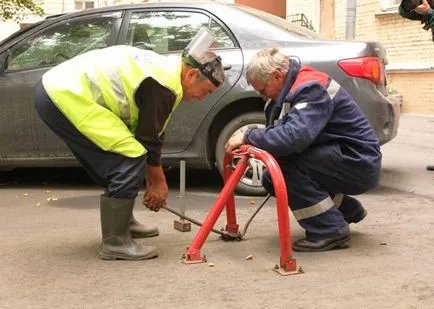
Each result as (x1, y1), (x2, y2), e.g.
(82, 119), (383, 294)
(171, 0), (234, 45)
(130, 213), (159, 238)
(99, 195), (158, 260)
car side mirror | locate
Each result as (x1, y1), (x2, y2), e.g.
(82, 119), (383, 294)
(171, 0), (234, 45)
(0, 53), (9, 73)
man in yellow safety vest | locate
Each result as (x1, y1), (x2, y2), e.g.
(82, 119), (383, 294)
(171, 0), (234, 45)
(34, 28), (225, 260)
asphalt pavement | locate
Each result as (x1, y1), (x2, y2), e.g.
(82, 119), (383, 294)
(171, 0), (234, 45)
(0, 115), (433, 309)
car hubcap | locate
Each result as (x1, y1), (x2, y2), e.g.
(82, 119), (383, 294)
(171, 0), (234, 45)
(230, 124), (266, 189)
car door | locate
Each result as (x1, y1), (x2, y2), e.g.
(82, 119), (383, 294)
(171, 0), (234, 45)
(120, 8), (243, 154)
(0, 12), (122, 163)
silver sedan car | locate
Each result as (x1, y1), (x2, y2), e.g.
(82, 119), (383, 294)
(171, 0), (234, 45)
(0, 2), (399, 195)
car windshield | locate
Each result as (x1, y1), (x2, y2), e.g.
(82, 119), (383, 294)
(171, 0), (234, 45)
(234, 4), (319, 39)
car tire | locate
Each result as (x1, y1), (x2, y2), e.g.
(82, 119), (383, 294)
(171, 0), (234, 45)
(215, 111), (267, 196)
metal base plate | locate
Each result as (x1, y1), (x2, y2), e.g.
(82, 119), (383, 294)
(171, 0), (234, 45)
(182, 258), (206, 264)
(273, 266), (304, 276)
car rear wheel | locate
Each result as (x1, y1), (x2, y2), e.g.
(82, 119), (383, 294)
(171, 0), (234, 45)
(215, 111), (267, 196)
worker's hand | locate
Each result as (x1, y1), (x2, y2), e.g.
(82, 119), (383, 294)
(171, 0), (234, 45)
(143, 182), (168, 212)
(415, 0), (431, 14)
(224, 134), (244, 153)
(143, 165), (168, 212)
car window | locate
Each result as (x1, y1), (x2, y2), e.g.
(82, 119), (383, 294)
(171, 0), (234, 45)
(7, 14), (118, 71)
(126, 11), (235, 53)
(209, 20), (235, 48)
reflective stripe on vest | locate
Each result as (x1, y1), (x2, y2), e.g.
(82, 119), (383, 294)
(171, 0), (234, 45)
(42, 46), (183, 158)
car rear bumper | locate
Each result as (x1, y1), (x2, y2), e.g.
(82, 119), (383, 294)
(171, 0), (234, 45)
(377, 94), (400, 145)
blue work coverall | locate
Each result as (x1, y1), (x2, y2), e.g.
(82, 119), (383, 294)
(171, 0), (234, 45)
(244, 60), (382, 240)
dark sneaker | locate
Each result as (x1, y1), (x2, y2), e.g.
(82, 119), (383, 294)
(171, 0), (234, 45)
(339, 195), (367, 224)
(426, 165), (434, 171)
(292, 232), (351, 252)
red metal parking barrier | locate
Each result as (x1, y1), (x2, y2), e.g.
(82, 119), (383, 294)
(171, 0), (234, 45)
(182, 145), (303, 275)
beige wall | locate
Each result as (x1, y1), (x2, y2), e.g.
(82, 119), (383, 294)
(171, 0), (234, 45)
(334, 0), (346, 39)
(236, 0), (286, 18)
(389, 72), (434, 114)
(287, 0), (320, 31)
(286, 0), (345, 38)
(320, 0), (335, 39)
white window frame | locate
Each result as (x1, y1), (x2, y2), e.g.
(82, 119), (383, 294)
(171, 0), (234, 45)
(380, 0), (401, 12)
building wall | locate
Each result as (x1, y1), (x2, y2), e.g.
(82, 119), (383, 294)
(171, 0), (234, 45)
(388, 72), (434, 114)
(286, 0), (345, 38)
(286, 0), (320, 31)
(334, 0), (346, 39)
(320, 0), (335, 39)
(236, 0), (286, 19)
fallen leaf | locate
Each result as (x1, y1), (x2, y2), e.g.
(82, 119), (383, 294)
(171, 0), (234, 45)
(46, 197), (58, 201)
(45, 190), (51, 194)
(208, 263), (215, 267)
(248, 200), (256, 205)
(36, 202), (41, 207)
(380, 243), (387, 246)
(245, 254), (254, 260)
(23, 193), (28, 196)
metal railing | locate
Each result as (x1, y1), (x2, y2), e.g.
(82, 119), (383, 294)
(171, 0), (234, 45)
(288, 13), (315, 32)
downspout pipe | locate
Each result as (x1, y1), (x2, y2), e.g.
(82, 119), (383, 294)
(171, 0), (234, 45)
(345, 0), (356, 40)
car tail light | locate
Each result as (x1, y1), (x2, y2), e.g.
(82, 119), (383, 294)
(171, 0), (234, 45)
(338, 57), (385, 85)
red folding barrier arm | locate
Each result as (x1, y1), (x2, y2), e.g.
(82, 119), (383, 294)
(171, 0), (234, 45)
(183, 145), (300, 274)
(223, 151), (239, 234)
(184, 155), (249, 262)
(238, 145), (298, 273)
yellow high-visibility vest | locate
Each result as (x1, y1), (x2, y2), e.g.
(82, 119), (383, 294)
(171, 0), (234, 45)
(42, 45), (183, 157)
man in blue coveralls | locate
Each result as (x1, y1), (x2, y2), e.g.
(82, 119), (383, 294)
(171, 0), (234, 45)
(225, 48), (382, 252)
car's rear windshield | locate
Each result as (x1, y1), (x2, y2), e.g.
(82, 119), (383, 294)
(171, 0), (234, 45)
(234, 4), (319, 39)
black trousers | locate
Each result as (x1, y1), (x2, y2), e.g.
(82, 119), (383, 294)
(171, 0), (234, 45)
(34, 81), (147, 199)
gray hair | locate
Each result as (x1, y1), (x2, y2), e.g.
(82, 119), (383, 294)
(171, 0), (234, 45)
(245, 48), (290, 84)
(195, 51), (225, 86)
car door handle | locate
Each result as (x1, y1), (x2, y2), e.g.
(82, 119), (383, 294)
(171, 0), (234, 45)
(223, 64), (232, 71)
